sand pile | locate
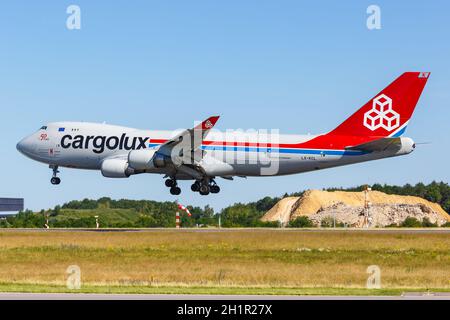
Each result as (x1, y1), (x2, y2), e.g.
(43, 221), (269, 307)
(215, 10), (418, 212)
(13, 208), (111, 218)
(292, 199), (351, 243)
(261, 190), (450, 227)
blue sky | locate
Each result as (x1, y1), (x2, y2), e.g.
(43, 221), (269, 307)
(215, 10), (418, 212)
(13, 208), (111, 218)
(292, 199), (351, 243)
(1, 1), (449, 212)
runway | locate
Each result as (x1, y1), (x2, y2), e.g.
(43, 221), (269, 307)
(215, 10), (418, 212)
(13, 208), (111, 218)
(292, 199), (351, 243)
(0, 293), (450, 300)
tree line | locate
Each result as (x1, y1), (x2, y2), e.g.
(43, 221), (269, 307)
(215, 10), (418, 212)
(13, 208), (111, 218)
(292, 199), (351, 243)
(1, 181), (449, 228)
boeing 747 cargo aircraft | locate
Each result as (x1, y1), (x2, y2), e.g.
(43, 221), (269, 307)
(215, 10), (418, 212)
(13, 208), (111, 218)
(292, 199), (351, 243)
(17, 72), (430, 195)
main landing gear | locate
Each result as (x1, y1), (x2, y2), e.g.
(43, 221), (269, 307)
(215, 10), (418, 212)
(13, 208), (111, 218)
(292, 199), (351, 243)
(191, 179), (220, 196)
(165, 178), (221, 196)
(165, 178), (181, 195)
(50, 165), (61, 185)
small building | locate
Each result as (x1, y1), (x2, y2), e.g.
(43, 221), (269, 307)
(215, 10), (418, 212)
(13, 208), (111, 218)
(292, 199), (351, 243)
(0, 198), (24, 218)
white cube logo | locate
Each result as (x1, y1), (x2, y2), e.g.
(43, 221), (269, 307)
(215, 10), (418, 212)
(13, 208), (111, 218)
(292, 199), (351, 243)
(364, 94), (400, 131)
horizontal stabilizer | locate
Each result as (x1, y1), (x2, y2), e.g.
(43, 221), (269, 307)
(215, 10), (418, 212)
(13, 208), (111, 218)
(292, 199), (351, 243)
(346, 137), (402, 152)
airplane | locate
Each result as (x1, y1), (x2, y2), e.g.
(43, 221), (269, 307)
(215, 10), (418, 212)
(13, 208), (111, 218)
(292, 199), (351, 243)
(17, 72), (430, 196)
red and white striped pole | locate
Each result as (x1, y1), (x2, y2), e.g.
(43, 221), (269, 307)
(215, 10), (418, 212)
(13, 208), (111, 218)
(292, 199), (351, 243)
(176, 211), (180, 229)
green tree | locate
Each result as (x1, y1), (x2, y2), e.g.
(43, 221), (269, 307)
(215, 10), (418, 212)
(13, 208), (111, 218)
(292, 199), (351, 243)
(54, 205), (61, 215)
(401, 217), (422, 228)
(288, 216), (314, 228)
(221, 203), (263, 227)
(421, 217), (437, 228)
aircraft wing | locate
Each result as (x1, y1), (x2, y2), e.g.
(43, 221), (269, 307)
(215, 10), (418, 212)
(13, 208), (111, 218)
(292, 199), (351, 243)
(346, 137), (402, 152)
(157, 116), (220, 166)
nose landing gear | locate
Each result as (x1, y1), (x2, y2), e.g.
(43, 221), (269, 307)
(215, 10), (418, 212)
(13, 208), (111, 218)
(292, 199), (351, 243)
(50, 177), (61, 185)
(50, 165), (61, 185)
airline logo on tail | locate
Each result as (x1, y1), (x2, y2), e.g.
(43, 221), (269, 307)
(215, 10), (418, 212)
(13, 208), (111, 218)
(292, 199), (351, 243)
(204, 120), (213, 128)
(363, 94), (400, 131)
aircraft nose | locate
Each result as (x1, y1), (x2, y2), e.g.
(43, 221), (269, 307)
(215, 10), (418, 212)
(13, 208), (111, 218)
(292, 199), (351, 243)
(16, 139), (24, 152)
(16, 136), (33, 155)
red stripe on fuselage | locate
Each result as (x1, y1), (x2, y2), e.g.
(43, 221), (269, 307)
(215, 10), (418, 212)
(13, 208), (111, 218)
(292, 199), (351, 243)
(149, 134), (383, 150)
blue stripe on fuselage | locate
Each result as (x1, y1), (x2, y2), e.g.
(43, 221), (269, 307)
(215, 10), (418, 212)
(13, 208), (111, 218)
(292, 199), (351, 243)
(148, 143), (367, 156)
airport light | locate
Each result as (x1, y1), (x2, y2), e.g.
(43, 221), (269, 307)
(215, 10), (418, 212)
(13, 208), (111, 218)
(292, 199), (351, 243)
(44, 212), (49, 229)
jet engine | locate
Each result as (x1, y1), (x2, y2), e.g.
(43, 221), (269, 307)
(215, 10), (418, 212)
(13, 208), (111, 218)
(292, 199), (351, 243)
(101, 158), (133, 178)
(128, 149), (172, 170)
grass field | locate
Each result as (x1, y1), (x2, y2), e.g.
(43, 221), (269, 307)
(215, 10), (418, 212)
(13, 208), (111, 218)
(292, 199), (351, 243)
(55, 208), (141, 225)
(0, 229), (449, 295)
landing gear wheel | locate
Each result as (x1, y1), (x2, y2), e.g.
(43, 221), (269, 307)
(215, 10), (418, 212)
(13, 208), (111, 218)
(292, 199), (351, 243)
(199, 184), (210, 196)
(191, 182), (200, 192)
(50, 165), (60, 185)
(170, 186), (181, 195)
(210, 185), (220, 194)
(165, 179), (175, 187)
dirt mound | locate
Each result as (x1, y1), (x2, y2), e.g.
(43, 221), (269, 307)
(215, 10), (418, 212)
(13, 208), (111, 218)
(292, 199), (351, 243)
(261, 190), (450, 227)
(262, 197), (298, 224)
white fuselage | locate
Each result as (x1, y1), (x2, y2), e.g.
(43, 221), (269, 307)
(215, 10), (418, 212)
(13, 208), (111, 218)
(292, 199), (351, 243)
(17, 121), (414, 181)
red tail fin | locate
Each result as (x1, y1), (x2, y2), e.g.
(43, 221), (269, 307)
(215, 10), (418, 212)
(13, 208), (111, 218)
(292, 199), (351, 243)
(329, 72), (430, 137)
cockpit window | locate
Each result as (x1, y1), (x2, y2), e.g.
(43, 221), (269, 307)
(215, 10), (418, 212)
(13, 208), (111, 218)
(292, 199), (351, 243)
(40, 126), (47, 130)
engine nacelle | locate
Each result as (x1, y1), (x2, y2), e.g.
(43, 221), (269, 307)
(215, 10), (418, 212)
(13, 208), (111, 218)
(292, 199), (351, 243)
(128, 149), (161, 170)
(101, 158), (132, 178)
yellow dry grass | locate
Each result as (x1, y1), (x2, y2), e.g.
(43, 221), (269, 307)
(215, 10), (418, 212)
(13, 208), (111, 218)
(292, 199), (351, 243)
(0, 229), (449, 290)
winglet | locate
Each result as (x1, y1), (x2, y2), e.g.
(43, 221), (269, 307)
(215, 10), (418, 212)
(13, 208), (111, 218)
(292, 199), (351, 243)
(195, 116), (220, 130)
